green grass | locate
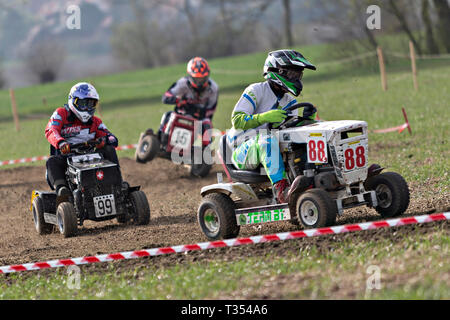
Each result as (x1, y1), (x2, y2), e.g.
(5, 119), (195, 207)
(0, 43), (448, 188)
(1, 224), (448, 299)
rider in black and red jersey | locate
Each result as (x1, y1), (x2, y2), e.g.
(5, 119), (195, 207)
(45, 82), (119, 199)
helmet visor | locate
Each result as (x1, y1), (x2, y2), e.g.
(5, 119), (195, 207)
(280, 68), (303, 82)
(190, 76), (208, 88)
(74, 98), (97, 113)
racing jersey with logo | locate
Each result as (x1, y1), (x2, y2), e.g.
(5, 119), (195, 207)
(227, 81), (299, 147)
(162, 76), (219, 119)
(45, 105), (118, 154)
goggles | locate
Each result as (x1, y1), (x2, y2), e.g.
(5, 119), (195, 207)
(190, 76), (209, 88)
(74, 98), (98, 112)
(279, 68), (303, 82)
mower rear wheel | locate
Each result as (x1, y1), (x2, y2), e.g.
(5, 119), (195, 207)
(190, 163), (212, 178)
(32, 196), (54, 235)
(130, 190), (150, 225)
(365, 172), (410, 218)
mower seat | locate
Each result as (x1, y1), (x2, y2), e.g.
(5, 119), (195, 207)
(219, 135), (270, 184)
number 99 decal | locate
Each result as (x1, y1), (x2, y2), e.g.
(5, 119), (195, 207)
(93, 194), (116, 218)
(343, 143), (366, 171)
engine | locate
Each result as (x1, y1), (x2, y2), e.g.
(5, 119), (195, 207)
(314, 171), (341, 191)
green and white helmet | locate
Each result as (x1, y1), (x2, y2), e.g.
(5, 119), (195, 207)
(263, 49), (316, 96)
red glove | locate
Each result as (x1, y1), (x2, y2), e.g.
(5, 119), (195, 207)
(95, 137), (106, 149)
(59, 141), (71, 155)
(176, 98), (188, 108)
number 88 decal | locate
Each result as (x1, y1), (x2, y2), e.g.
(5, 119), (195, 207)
(344, 145), (366, 171)
(308, 140), (327, 163)
(308, 136), (328, 163)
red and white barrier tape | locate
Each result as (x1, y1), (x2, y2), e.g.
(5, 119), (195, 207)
(115, 144), (137, 151)
(372, 107), (412, 134)
(372, 122), (409, 134)
(0, 156), (49, 167)
(1, 212), (448, 274)
(0, 144), (138, 167)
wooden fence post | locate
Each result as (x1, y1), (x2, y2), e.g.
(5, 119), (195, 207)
(409, 41), (418, 91)
(376, 47), (388, 91)
(9, 88), (20, 132)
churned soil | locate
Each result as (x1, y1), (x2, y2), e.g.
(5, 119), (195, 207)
(0, 157), (448, 268)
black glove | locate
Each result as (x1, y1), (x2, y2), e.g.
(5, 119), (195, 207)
(302, 105), (317, 119)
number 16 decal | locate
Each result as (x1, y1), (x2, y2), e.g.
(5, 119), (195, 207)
(343, 143), (366, 171)
(307, 134), (327, 163)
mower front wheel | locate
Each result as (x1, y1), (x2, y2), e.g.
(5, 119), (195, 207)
(56, 202), (78, 238)
(295, 188), (337, 228)
(198, 193), (239, 240)
(135, 134), (160, 163)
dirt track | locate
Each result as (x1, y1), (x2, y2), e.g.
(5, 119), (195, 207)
(0, 158), (449, 266)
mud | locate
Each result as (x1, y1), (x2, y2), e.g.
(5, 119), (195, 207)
(0, 157), (448, 267)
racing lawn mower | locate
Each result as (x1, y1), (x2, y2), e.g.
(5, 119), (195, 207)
(31, 140), (150, 237)
(135, 103), (213, 177)
(197, 103), (410, 240)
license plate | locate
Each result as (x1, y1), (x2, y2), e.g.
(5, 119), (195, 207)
(93, 194), (116, 218)
(235, 206), (291, 226)
(170, 127), (192, 149)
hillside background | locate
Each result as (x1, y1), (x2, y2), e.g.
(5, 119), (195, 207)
(1, 0), (449, 88)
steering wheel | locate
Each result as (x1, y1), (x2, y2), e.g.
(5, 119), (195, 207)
(179, 103), (206, 120)
(268, 102), (315, 130)
(69, 140), (100, 155)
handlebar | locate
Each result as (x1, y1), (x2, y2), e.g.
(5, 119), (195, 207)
(69, 140), (98, 149)
(65, 139), (102, 156)
(176, 103), (207, 120)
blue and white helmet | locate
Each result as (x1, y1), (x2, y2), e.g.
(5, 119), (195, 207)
(68, 82), (99, 123)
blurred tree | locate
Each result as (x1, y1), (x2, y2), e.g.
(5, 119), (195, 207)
(282, 0), (293, 46)
(152, 0), (201, 46)
(421, 0), (440, 54)
(0, 60), (5, 89)
(432, 0), (450, 52)
(387, 0), (423, 55)
(25, 40), (66, 84)
(111, 21), (170, 68)
(110, 0), (170, 68)
(0, 2), (34, 59)
(316, 0), (381, 50)
(202, 0), (273, 56)
(183, 0), (200, 44)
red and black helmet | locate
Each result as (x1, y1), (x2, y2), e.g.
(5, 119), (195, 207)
(187, 57), (210, 90)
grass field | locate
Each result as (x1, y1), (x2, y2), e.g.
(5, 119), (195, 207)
(0, 41), (449, 300)
(1, 43), (448, 188)
(1, 223), (448, 299)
